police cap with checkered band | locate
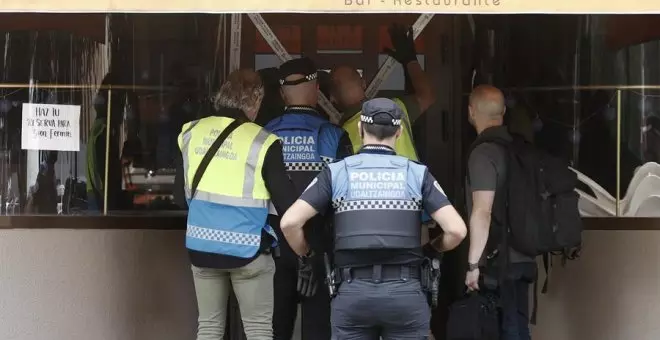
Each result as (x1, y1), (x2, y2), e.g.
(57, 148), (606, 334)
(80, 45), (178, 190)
(360, 98), (404, 127)
(278, 57), (318, 86)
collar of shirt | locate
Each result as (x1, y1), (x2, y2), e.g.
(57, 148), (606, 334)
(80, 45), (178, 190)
(477, 125), (512, 142)
(215, 106), (248, 121)
(358, 144), (396, 155)
(284, 106), (320, 116)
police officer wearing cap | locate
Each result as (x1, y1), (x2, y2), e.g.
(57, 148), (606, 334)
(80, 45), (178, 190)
(264, 57), (353, 340)
(280, 97), (467, 339)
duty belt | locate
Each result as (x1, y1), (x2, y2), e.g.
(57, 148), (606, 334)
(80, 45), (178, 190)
(336, 264), (420, 283)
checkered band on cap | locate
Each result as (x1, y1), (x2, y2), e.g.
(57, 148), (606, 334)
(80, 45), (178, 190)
(335, 199), (422, 213)
(187, 225), (261, 246)
(279, 72), (318, 85)
(361, 114), (401, 127)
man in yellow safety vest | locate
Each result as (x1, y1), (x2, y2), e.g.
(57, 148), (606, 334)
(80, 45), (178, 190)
(329, 24), (436, 161)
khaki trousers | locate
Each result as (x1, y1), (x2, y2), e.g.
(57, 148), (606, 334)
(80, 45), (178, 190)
(192, 254), (275, 340)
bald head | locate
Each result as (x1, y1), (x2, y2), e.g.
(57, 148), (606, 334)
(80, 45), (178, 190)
(469, 85), (505, 121)
(280, 74), (318, 107)
(329, 65), (365, 109)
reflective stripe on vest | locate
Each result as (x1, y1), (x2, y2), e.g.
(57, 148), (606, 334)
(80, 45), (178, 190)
(178, 116), (279, 258)
(342, 98), (418, 161)
(328, 153), (426, 251)
(264, 112), (342, 172)
(86, 119), (106, 193)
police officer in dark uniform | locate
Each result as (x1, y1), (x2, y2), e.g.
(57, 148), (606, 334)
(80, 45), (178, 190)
(279, 97), (467, 339)
(264, 57), (353, 340)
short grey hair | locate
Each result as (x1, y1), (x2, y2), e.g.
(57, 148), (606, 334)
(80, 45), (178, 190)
(213, 69), (264, 113)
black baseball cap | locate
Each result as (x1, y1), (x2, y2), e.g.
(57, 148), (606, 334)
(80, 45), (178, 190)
(278, 57), (318, 86)
(360, 98), (404, 127)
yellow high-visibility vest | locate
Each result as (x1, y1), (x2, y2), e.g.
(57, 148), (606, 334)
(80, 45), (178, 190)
(178, 116), (280, 258)
(342, 98), (419, 161)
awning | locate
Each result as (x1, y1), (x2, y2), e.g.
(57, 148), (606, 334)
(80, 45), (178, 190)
(0, 0), (656, 14)
(0, 13), (106, 41)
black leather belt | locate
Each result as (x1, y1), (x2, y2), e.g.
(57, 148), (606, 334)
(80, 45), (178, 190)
(337, 264), (420, 283)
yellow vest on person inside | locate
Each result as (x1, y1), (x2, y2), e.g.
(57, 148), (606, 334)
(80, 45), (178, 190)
(342, 98), (419, 161)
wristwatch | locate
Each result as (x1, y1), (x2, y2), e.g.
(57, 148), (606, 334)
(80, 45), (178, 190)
(467, 262), (479, 272)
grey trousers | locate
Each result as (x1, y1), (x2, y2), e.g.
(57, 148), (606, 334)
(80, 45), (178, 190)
(331, 278), (430, 340)
(192, 254), (275, 340)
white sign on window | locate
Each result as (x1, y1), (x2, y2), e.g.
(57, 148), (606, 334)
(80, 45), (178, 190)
(21, 103), (81, 152)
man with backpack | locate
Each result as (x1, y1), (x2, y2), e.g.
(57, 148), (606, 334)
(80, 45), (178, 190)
(463, 85), (582, 340)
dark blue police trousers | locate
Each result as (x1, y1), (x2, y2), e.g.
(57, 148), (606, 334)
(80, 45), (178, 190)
(330, 278), (430, 339)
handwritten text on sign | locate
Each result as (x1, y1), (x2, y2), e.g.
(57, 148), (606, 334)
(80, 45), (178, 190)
(21, 103), (80, 151)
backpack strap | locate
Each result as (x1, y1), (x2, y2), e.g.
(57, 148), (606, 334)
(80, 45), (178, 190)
(466, 135), (510, 185)
(530, 252), (549, 325)
(466, 135), (513, 288)
(190, 119), (243, 199)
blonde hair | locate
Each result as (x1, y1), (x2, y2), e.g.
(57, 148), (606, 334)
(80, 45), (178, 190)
(214, 69), (264, 113)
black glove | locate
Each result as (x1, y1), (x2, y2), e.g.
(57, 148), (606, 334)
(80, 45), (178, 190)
(297, 254), (318, 298)
(423, 243), (443, 259)
(384, 24), (418, 66)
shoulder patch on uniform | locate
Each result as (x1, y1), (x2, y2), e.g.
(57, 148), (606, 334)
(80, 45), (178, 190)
(433, 181), (446, 195)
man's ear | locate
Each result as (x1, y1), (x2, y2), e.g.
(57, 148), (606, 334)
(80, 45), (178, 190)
(279, 88), (286, 101)
(395, 126), (403, 139)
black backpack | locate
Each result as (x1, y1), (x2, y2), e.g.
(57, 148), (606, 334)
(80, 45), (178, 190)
(470, 133), (582, 259)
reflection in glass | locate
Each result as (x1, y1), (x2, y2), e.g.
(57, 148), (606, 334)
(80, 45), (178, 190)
(0, 13), (229, 215)
(0, 28), (107, 215)
(587, 18), (660, 216)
